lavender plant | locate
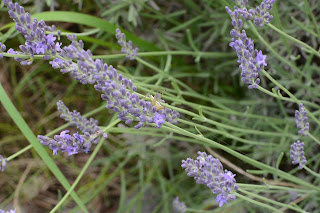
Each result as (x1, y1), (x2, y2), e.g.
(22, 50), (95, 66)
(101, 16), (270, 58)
(2, 0), (320, 212)
(2, 0), (180, 130)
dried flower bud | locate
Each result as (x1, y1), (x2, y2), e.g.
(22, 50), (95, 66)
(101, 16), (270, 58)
(295, 103), (309, 136)
(290, 140), (307, 170)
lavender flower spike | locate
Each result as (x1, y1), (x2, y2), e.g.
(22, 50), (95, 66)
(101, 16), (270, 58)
(3, 0), (61, 65)
(290, 140), (307, 170)
(38, 101), (108, 156)
(57, 100), (107, 138)
(115, 28), (139, 60)
(173, 197), (186, 213)
(38, 130), (101, 156)
(232, 0), (275, 27)
(94, 65), (180, 129)
(225, 6), (267, 89)
(295, 103), (309, 136)
(181, 151), (238, 207)
(0, 155), (8, 172)
(0, 209), (16, 213)
(0, 42), (6, 59)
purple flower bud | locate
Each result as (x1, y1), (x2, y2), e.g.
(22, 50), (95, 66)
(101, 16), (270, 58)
(154, 113), (166, 128)
(0, 155), (8, 172)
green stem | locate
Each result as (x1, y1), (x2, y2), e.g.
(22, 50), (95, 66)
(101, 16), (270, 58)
(1, 51), (234, 60)
(304, 166), (320, 179)
(238, 183), (313, 193)
(302, 0), (320, 39)
(178, 119), (279, 146)
(163, 122), (319, 190)
(308, 132), (320, 146)
(235, 192), (281, 212)
(7, 144), (32, 161)
(249, 22), (301, 75)
(268, 23), (320, 58)
(239, 188), (306, 212)
(261, 69), (320, 126)
(136, 57), (163, 73)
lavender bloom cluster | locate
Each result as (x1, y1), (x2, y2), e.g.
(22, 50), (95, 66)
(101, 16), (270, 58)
(290, 140), (307, 170)
(181, 152), (238, 207)
(38, 130), (100, 156)
(3, 0), (61, 65)
(225, 0), (275, 89)
(115, 28), (139, 60)
(0, 209), (16, 213)
(295, 103), (309, 136)
(0, 155), (8, 172)
(94, 67), (180, 128)
(0, 42), (6, 59)
(57, 100), (107, 138)
(3, 0), (180, 129)
(232, 0), (275, 26)
(38, 101), (106, 156)
(173, 197), (186, 213)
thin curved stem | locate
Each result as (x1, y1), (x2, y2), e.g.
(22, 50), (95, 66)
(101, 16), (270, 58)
(304, 166), (320, 179)
(49, 118), (120, 213)
(261, 69), (320, 126)
(268, 23), (320, 58)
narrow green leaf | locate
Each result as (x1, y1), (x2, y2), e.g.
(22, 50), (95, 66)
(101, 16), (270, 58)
(32, 11), (159, 51)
